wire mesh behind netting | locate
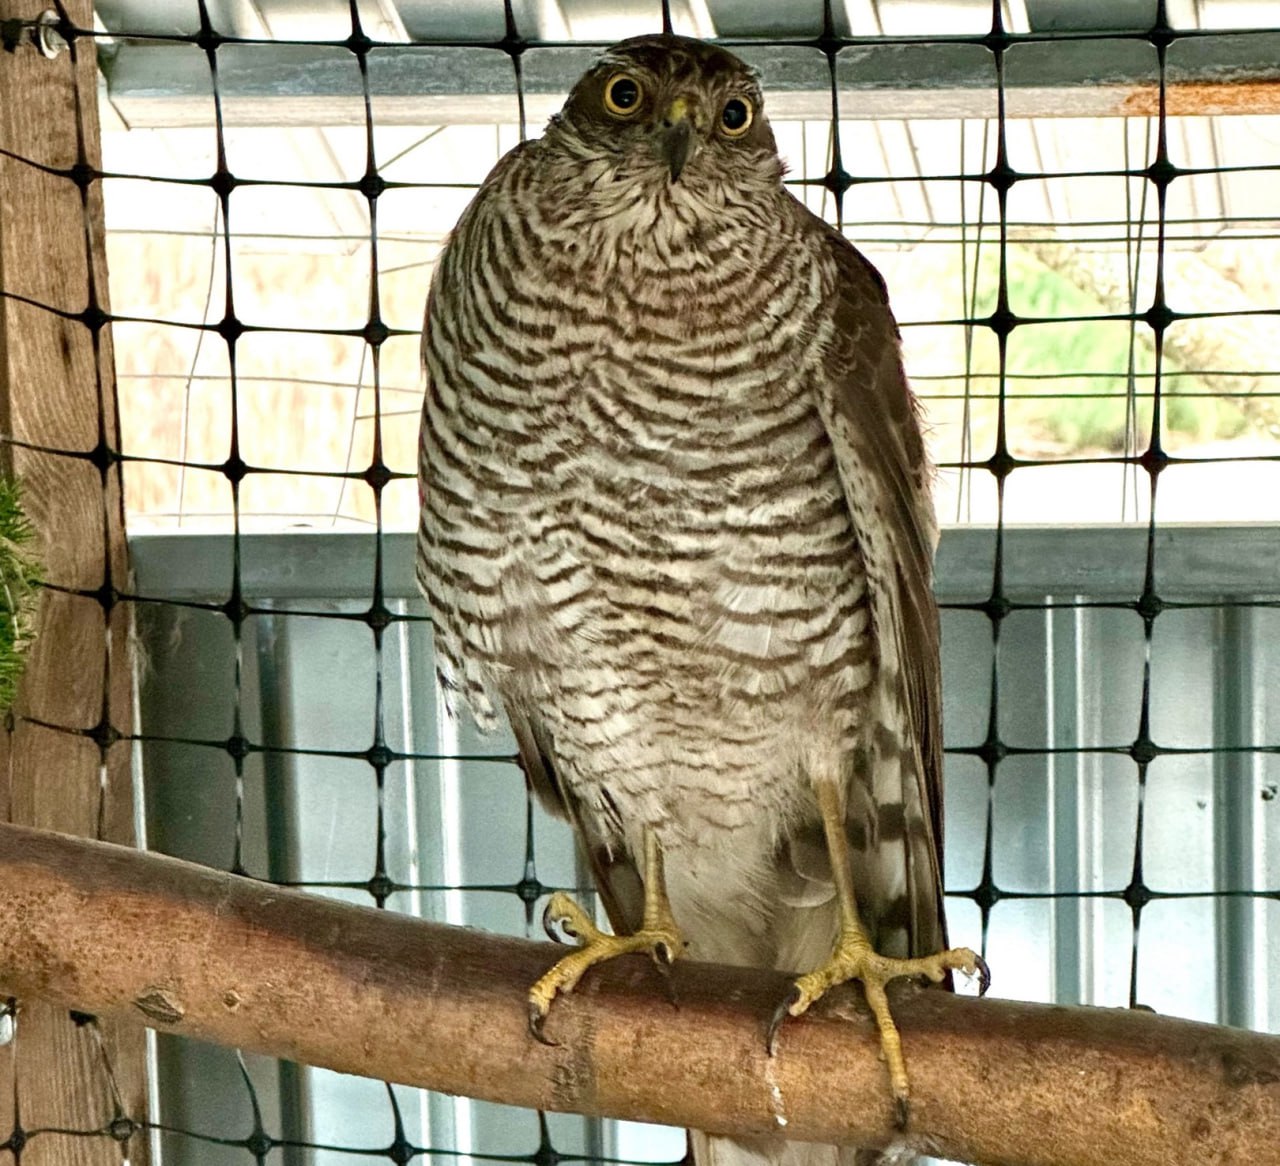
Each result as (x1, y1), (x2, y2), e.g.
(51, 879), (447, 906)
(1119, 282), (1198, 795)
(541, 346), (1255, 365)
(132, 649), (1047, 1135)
(2, 0), (1279, 1164)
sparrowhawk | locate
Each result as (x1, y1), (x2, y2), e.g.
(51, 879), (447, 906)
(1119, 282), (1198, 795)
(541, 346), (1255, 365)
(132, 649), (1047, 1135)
(416, 33), (985, 1166)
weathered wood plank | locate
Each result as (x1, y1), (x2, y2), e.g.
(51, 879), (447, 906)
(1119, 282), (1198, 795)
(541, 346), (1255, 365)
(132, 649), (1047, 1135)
(0, 3), (148, 1163)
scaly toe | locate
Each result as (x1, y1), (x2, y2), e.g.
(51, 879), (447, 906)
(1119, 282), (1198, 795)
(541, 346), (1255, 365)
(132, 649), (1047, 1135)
(786, 944), (871, 1019)
(912, 945), (985, 989)
(528, 899), (685, 1042)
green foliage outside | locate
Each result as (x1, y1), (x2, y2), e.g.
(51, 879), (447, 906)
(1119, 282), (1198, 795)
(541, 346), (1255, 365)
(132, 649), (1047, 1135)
(972, 247), (1248, 452)
(0, 478), (42, 713)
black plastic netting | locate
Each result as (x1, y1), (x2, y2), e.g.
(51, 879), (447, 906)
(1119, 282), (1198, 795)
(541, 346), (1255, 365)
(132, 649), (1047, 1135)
(1, 1), (1278, 1164)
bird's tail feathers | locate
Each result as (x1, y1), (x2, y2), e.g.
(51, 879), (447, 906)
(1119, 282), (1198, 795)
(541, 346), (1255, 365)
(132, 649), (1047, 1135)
(690, 1133), (914, 1166)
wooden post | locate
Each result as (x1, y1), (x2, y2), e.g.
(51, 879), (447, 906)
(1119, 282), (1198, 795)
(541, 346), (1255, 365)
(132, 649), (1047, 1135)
(0, 3), (149, 1163)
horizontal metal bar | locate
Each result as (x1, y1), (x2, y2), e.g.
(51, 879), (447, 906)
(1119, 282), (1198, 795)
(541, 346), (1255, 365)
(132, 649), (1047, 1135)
(130, 530), (420, 602)
(128, 523), (1280, 603)
(933, 523), (1280, 600)
(99, 34), (1280, 128)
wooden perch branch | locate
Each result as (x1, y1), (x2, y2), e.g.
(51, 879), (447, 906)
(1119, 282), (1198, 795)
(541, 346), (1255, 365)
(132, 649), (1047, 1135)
(0, 823), (1276, 1166)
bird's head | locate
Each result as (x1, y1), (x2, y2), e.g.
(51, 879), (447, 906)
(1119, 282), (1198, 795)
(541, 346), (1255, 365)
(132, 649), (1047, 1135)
(549, 34), (781, 196)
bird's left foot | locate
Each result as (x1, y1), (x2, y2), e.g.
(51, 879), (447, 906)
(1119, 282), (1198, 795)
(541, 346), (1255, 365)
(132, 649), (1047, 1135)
(769, 927), (989, 1125)
(528, 890), (683, 1043)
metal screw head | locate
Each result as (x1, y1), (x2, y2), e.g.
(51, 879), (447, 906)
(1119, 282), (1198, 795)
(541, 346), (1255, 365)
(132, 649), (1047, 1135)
(34, 10), (66, 59)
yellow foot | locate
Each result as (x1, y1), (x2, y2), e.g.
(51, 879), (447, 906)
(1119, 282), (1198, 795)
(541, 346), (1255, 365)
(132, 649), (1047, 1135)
(528, 891), (684, 1044)
(768, 929), (990, 1126)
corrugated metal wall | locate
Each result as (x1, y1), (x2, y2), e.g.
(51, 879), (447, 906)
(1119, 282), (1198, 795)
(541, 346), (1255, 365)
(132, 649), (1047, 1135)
(132, 525), (1280, 1165)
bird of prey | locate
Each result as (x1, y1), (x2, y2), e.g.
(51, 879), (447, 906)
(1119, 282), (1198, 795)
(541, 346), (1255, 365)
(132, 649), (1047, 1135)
(417, 33), (985, 1165)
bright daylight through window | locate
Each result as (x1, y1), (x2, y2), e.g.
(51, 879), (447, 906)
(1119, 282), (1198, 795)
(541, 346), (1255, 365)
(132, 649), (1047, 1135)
(98, 0), (1280, 533)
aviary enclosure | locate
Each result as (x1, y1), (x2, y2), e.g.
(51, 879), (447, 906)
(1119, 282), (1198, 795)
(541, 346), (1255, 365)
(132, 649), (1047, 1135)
(0, 2), (1276, 1166)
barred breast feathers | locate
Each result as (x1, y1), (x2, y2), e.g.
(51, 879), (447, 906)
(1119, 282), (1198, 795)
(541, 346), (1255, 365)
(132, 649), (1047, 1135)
(418, 120), (889, 785)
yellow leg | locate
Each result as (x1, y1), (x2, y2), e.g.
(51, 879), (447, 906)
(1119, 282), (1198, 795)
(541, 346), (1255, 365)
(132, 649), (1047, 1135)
(771, 783), (988, 1124)
(529, 830), (683, 1042)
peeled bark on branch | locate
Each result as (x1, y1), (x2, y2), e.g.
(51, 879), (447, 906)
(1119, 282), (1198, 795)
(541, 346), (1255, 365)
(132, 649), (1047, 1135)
(1, 822), (1276, 1166)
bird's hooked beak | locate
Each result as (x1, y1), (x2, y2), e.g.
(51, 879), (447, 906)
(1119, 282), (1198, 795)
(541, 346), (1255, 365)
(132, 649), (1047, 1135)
(657, 96), (699, 183)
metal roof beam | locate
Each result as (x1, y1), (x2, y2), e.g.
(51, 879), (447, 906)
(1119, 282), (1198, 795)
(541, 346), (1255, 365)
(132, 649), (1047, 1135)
(100, 33), (1280, 128)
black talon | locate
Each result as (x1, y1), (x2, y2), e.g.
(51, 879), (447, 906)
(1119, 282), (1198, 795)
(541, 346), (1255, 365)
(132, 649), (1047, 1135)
(653, 957), (681, 1011)
(654, 940), (674, 966)
(543, 903), (582, 945)
(766, 986), (801, 1057)
(894, 1095), (910, 1132)
(541, 902), (562, 944)
(975, 953), (992, 997)
(528, 1002), (559, 1047)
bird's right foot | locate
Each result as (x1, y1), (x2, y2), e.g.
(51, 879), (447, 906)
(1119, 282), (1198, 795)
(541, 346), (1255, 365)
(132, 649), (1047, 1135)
(528, 891), (683, 1043)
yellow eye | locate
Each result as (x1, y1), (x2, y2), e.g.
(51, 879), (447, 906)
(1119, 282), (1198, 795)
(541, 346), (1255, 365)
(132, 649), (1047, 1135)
(603, 73), (644, 117)
(720, 96), (753, 137)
